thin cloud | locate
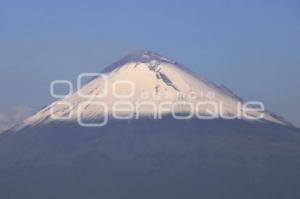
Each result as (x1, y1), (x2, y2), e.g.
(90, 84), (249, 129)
(0, 106), (32, 133)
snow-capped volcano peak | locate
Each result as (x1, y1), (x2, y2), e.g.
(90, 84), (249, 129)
(16, 50), (291, 129)
(124, 50), (175, 62)
(102, 50), (178, 73)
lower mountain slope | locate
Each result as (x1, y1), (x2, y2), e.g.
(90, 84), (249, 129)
(0, 117), (299, 199)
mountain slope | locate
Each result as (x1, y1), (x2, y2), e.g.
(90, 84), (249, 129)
(1, 118), (300, 199)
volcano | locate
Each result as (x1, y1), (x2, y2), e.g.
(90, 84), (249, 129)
(0, 51), (300, 199)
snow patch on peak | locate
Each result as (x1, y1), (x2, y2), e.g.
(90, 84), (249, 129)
(102, 50), (177, 73)
(126, 50), (176, 64)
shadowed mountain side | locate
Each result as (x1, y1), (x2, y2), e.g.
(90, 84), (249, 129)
(0, 117), (299, 199)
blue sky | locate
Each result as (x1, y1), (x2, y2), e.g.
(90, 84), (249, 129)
(0, 0), (299, 127)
